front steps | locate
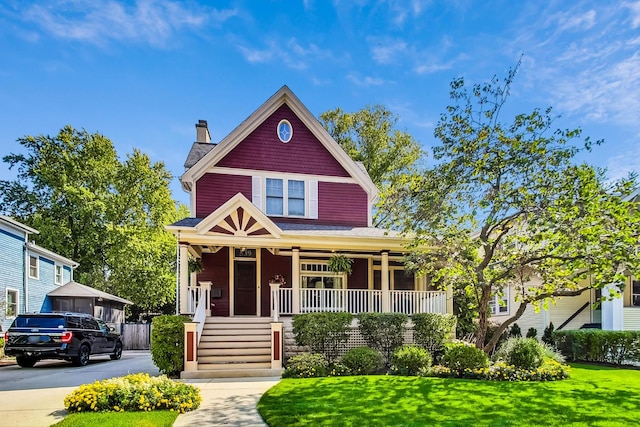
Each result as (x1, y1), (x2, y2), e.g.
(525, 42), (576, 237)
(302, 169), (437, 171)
(181, 317), (283, 379)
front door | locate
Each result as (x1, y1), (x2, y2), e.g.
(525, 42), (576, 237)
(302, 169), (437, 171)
(234, 260), (257, 315)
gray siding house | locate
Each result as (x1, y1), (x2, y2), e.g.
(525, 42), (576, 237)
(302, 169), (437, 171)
(0, 216), (78, 331)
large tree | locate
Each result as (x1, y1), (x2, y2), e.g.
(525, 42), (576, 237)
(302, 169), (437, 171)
(0, 126), (188, 315)
(319, 105), (423, 227)
(400, 65), (640, 351)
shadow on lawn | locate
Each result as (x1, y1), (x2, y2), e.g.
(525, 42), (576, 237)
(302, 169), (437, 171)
(259, 371), (640, 426)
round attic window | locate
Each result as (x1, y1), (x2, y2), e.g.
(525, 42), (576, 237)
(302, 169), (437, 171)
(277, 119), (293, 143)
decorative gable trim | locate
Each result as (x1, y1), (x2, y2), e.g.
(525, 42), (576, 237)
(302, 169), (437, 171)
(181, 86), (378, 204)
(195, 193), (282, 239)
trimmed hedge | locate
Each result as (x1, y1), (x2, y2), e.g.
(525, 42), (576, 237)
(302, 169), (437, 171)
(494, 337), (545, 370)
(441, 342), (489, 373)
(411, 313), (456, 358)
(390, 345), (432, 376)
(292, 312), (353, 363)
(150, 315), (191, 376)
(341, 347), (383, 375)
(357, 313), (407, 366)
(553, 330), (640, 365)
(283, 353), (328, 378)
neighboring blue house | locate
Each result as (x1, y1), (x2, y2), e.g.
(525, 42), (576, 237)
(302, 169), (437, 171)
(0, 215), (78, 331)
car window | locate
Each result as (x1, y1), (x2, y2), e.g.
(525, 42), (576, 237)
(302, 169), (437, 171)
(12, 316), (65, 329)
(66, 317), (82, 329)
(82, 317), (100, 330)
(96, 319), (108, 333)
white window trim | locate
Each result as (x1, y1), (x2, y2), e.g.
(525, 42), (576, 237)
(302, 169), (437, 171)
(29, 255), (39, 279)
(5, 288), (18, 318)
(254, 176), (318, 219)
(55, 264), (63, 285)
(490, 288), (510, 315)
(300, 261), (346, 289)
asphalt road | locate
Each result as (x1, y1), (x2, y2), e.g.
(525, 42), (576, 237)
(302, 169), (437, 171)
(0, 350), (160, 391)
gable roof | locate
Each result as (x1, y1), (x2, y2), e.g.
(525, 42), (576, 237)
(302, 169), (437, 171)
(47, 281), (133, 305)
(193, 193), (282, 238)
(0, 215), (39, 235)
(180, 85), (378, 204)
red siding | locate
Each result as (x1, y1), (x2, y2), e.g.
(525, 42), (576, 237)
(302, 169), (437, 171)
(198, 248), (230, 316)
(260, 249), (292, 316)
(217, 104), (350, 177)
(196, 173), (251, 218)
(348, 258), (368, 289)
(318, 181), (368, 226)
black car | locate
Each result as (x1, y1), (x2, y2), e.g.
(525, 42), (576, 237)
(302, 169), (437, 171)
(4, 312), (123, 367)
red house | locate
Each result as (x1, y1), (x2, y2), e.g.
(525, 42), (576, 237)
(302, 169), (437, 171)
(168, 86), (451, 377)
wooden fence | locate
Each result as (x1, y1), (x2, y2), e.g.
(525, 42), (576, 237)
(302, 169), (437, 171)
(119, 323), (152, 350)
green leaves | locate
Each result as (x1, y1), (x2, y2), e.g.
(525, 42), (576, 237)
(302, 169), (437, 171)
(0, 126), (188, 315)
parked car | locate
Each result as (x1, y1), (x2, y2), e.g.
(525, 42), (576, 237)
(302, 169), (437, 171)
(4, 312), (123, 367)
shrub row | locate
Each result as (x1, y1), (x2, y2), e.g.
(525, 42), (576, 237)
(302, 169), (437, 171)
(428, 358), (570, 382)
(553, 330), (640, 365)
(64, 373), (201, 413)
(291, 312), (457, 366)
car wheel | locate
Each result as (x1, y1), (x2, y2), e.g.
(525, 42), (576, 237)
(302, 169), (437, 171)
(73, 345), (90, 366)
(110, 341), (123, 360)
(16, 356), (37, 368)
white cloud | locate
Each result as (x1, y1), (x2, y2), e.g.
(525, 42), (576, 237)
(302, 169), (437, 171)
(605, 140), (640, 181)
(346, 74), (388, 86)
(626, 0), (640, 28)
(369, 37), (408, 64)
(237, 37), (333, 70)
(19, 0), (236, 46)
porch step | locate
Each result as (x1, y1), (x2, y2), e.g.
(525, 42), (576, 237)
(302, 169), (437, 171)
(200, 334), (270, 343)
(199, 354), (271, 364)
(194, 317), (275, 377)
(181, 368), (283, 379)
(199, 340), (271, 350)
(198, 362), (273, 370)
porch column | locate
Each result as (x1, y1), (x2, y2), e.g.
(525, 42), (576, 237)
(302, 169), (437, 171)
(446, 284), (454, 314)
(602, 283), (624, 330)
(292, 248), (300, 314)
(381, 251), (390, 312)
(179, 242), (190, 314)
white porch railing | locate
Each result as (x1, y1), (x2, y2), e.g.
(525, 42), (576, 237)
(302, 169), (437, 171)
(275, 288), (445, 316)
(187, 283), (211, 343)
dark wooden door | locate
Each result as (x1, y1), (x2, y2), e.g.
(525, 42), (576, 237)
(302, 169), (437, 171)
(234, 261), (256, 315)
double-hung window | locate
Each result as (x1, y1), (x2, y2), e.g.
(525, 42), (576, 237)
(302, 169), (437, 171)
(265, 178), (305, 217)
(55, 265), (63, 285)
(6, 289), (18, 317)
(633, 279), (640, 307)
(29, 256), (39, 279)
(266, 178), (284, 215)
(489, 289), (509, 315)
(288, 180), (305, 216)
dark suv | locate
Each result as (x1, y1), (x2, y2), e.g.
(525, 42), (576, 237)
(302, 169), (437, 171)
(4, 312), (123, 367)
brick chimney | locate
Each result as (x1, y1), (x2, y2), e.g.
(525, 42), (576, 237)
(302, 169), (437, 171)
(195, 120), (211, 143)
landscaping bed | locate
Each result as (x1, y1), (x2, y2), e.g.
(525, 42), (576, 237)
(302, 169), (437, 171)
(259, 363), (640, 426)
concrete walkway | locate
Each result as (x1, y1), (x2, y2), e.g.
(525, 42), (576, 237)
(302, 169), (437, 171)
(174, 377), (281, 427)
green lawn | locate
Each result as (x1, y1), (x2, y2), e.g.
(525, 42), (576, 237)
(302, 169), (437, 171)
(258, 364), (640, 426)
(51, 410), (178, 427)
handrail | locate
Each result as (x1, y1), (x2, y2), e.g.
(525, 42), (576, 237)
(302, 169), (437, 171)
(192, 294), (207, 344)
(557, 301), (590, 331)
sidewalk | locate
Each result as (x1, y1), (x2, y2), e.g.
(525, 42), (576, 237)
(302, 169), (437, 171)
(174, 377), (281, 427)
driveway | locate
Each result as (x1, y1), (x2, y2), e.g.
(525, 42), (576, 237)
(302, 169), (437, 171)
(0, 350), (159, 426)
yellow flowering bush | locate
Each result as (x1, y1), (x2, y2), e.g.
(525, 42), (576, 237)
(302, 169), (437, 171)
(64, 373), (201, 413)
(426, 357), (570, 381)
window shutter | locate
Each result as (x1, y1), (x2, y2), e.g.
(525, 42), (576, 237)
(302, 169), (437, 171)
(252, 176), (263, 210)
(309, 180), (318, 219)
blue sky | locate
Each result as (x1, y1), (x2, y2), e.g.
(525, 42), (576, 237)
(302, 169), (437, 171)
(1, 0), (638, 208)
